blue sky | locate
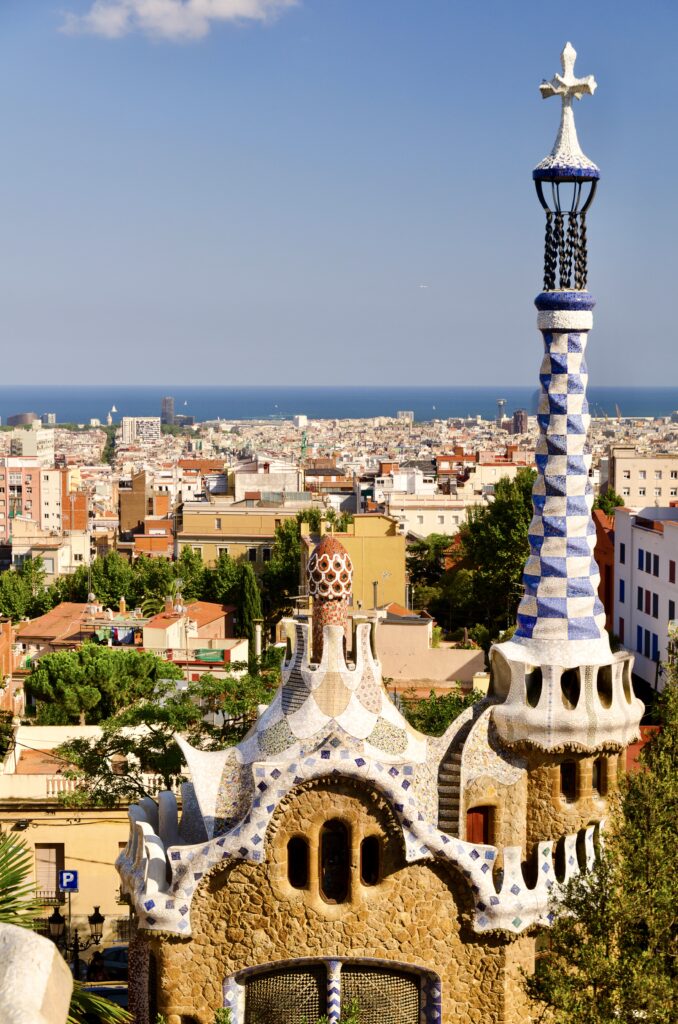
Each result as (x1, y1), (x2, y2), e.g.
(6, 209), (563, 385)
(0, 0), (676, 386)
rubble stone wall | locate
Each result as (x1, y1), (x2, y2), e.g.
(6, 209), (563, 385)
(149, 781), (537, 1024)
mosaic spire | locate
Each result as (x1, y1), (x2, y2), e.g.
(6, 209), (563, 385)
(491, 46), (644, 752)
(505, 44), (609, 668)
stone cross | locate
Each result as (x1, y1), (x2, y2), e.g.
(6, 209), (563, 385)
(539, 42), (597, 169)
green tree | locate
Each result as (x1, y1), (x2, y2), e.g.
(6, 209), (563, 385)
(174, 546), (206, 602)
(459, 468), (535, 636)
(406, 533), (453, 588)
(89, 551), (137, 609)
(526, 670), (678, 1023)
(203, 550), (242, 606)
(27, 646), (183, 725)
(262, 517), (302, 619)
(593, 489), (624, 516)
(401, 688), (483, 736)
(57, 663), (280, 806)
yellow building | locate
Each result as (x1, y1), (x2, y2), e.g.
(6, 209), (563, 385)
(0, 726), (138, 949)
(301, 514), (406, 609)
(176, 497), (315, 569)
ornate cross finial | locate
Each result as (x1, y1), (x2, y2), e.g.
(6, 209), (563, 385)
(535, 42), (599, 177)
(540, 42), (597, 104)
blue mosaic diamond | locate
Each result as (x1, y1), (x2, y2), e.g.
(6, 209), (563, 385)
(478, 915), (488, 927)
(403, 765), (413, 775)
(271, 768), (281, 779)
(320, 750), (331, 760)
(193, 872), (203, 881)
(510, 884), (521, 895)
(171, 851), (181, 861)
(179, 905), (189, 915)
(477, 902), (486, 912)
(257, 781), (268, 792)
(146, 916), (156, 925)
(251, 834), (262, 845)
(144, 899), (156, 911)
(542, 862), (551, 873)
(481, 863), (490, 874)
(490, 896), (500, 906)
(470, 849), (480, 861)
(401, 779), (411, 789)
(239, 847), (248, 857)
(512, 917), (522, 928)
(355, 757), (366, 767)
(165, 899), (175, 910)
(330, 737), (341, 748)
(178, 919), (188, 930)
(389, 767), (399, 777)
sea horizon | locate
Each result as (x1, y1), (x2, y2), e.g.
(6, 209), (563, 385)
(0, 385), (676, 424)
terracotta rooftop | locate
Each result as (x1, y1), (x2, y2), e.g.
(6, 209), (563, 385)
(16, 603), (89, 643)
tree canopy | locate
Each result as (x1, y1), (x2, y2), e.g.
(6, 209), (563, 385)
(593, 488), (624, 516)
(526, 670), (678, 1023)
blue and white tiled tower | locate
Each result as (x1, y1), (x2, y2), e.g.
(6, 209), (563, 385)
(492, 44), (644, 751)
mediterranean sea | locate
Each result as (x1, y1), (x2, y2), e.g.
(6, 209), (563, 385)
(0, 386), (676, 425)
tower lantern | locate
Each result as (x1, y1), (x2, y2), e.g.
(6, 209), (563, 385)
(533, 42), (598, 292)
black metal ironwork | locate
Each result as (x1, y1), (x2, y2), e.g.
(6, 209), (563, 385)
(535, 178), (597, 290)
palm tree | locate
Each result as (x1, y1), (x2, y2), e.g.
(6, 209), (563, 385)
(0, 833), (130, 1024)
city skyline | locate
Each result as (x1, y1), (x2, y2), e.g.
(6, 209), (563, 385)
(0, 1), (676, 386)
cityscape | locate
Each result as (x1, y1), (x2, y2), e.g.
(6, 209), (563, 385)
(0, 5), (676, 1024)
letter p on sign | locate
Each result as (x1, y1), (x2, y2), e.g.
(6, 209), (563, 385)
(58, 869), (79, 892)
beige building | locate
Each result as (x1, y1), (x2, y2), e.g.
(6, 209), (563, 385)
(10, 519), (90, 582)
(176, 496), (313, 569)
(605, 445), (678, 506)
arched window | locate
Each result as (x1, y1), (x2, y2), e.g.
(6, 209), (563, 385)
(360, 836), (380, 886)
(319, 819), (350, 903)
(287, 836), (309, 889)
(591, 756), (607, 797)
(560, 761), (577, 802)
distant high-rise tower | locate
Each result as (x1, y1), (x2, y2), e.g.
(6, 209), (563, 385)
(496, 398), (507, 427)
(512, 408), (529, 434)
(161, 396), (175, 426)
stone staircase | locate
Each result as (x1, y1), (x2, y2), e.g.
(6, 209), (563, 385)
(437, 707), (488, 836)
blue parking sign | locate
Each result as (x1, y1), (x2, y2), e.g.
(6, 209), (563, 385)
(58, 869), (79, 892)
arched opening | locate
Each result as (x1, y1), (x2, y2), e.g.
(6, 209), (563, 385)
(575, 829), (588, 870)
(553, 836), (567, 883)
(560, 760), (578, 803)
(245, 964), (327, 1024)
(525, 666), (543, 708)
(596, 665), (613, 709)
(287, 836), (309, 889)
(360, 835), (380, 886)
(319, 819), (350, 903)
(560, 668), (580, 710)
(622, 660), (633, 704)
(591, 756), (607, 797)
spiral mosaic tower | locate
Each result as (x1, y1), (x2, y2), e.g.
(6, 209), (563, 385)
(307, 533), (353, 662)
(492, 43), (644, 750)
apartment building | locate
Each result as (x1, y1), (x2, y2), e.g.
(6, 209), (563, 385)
(614, 506), (678, 691)
(120, 416), (161, 444)
(10, 426), (55, 465)
(605, 445), (678, 506)
(0, 457), (41, 542)
(176, 495), (311, 568)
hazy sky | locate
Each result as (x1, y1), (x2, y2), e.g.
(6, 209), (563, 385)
(0, 0), (676, 386)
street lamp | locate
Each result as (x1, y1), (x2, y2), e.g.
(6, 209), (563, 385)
(47, 904), (106, 977)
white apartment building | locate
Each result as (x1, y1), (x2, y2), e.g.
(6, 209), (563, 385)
(385, 493), (487, 538)
(605, 445), (678, 506)
(373, 468), (436, 505)
(39, 469), (62, 532)
(120, 417), (162, 444)
(10, 518), (91, 582)
(9, 426), (55, 466)
(614, 506), (678, 691)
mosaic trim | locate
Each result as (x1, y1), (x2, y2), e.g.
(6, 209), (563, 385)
(117, 741), (603, 938)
